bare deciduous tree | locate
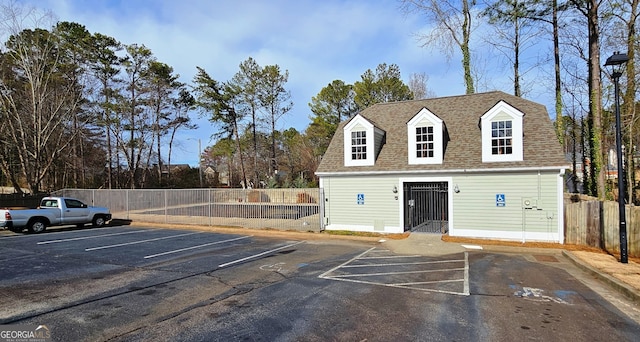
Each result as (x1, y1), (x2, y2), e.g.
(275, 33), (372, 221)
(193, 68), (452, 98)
(400, 0), (477, 94)
(0, 3), (84, 193)
(408, 72), (436, 99)
(569, 0), (606, 198)
(258, 65), (293, 176)
(482, 0), (545, 97)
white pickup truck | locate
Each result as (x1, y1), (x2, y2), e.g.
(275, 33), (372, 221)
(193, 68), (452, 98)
(0, 197), (112, 234)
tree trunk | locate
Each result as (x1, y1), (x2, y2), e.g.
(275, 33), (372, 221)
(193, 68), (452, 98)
(252, 108), (259, 186)
(624, 0), (638, 204)
(586, 0), (605, 199)
(553, 0), (564, 148)
(232, 111), (247, 188)
(462, 0), (475, 94)
(513, 13), (521, 97)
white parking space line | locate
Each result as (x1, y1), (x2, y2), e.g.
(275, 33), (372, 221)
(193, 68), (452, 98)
(318, 247), (376, 279)
(218, 241), (305, 268)
(327, 268), (466, 278)
(462, 244), (483, 250)
(327, 277), (466, 295)
(393, 279), (464, 286)
(320, 248), (470, 296)
(85, 232), (202, 251)
(144, 236), (251, 259)
(464, 251), (470, 295)
(359, 255), (422, 259)
(37, 230), (153, 245)
(0, 233), (29, 239)
(341, 260), (463, 268)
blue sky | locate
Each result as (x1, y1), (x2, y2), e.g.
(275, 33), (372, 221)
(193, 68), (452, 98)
(17, 0), (538, 166)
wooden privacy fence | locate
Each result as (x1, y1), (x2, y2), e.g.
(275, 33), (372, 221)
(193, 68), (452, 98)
(564, 195), (640, 258)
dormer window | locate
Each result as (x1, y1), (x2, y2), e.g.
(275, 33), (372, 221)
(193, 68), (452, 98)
(351, 131), (367, 160)
(408, 108), (443, 165)
(481, 101), (523, 162)
(343, 114), (384, 166)
(416, 126), (434, 158)
(491, 120), (512, 155)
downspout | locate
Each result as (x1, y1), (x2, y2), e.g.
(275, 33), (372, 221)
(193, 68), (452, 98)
(538, 170), (542, 201)
(320, 177), (327, 231)
(558, 169), (566, 244)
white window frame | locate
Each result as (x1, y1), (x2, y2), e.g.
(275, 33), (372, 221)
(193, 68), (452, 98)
(350, 130), (367, 160)
(407, 108), (443, 165)
(344, 115), (375, 166)
(490, 120), (513, 155)
(481, 101), (524, 162)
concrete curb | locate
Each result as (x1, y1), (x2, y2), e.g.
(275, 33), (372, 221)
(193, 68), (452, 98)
(562, 250), (640, 305)
(127, 221), (384, 243)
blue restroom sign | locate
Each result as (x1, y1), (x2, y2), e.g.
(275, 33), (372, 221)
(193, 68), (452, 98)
(357, 193), (365, 205)
(496, 194), (505, 207)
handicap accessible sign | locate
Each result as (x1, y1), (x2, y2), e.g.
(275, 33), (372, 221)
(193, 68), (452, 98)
(357, 193), (364, 205)
(496, 194), (505, 207)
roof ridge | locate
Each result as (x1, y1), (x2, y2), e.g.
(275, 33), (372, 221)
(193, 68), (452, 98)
(369, 90), (509, 108)
(318, 91), (567, 174)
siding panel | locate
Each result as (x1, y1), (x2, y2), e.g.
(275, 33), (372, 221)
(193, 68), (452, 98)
(324, 175), (401, 232)
(451, 171), (560, 241)
(322, 170), (562, 241)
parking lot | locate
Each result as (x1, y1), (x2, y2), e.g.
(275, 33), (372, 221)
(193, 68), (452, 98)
(1, 226), (471, 292)
(320, 247), (469, 296)
(2, 225), (640, 341)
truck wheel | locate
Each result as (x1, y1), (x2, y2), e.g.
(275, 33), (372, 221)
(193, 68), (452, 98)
(92, 216), (106, 228)
(28, 219), (47, 234)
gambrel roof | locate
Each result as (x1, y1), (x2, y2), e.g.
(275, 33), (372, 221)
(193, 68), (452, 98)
(316, 91), (569, 174)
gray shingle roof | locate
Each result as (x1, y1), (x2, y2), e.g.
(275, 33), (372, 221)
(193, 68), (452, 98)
(316, 91), (569, 174)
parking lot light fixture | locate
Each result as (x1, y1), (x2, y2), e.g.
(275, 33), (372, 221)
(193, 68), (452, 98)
(604, 51), (629, 264)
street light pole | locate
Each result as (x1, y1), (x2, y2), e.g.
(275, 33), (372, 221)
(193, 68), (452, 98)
(605, 51), (629, 264)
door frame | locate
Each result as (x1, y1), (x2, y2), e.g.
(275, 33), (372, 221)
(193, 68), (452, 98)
(397, 176), (453, 233)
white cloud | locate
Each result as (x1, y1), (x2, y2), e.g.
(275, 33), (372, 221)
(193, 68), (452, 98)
(17, 0), (471, 164)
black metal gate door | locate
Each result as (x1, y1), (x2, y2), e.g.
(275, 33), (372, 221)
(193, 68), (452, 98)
(403, 182), (448, 233)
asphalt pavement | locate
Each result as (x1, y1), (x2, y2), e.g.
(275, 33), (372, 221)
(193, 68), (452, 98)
(3, 224), (640, 340)
(381, 233), (640, 305)
(129, 222), (640, 306)
(13, 221), (637, 309)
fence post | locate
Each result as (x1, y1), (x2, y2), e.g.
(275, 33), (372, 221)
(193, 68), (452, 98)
(629, 204), (636, 258)
(126, 189), (130, 220)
